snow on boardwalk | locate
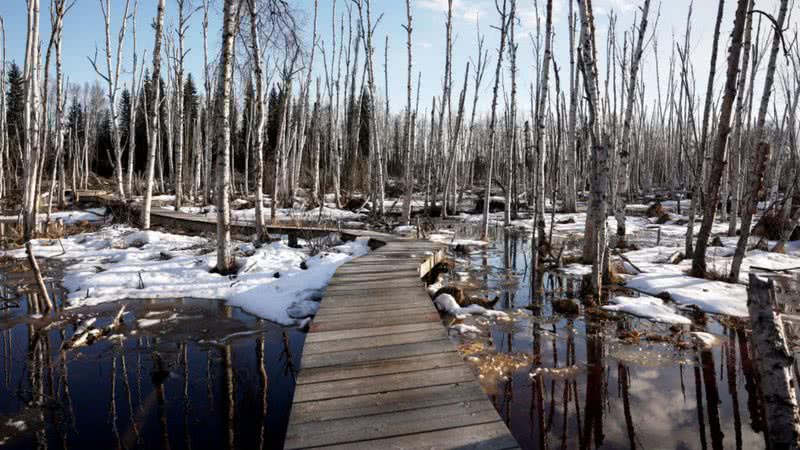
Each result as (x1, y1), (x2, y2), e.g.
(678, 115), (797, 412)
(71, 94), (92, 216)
(284, 237), (519, 449)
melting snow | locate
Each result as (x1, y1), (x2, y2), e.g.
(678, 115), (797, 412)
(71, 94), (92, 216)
(7, 225), (369, 326)
(602, 295), (691, 324)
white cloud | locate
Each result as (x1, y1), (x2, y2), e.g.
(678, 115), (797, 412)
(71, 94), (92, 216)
(417, 0), (487, 24)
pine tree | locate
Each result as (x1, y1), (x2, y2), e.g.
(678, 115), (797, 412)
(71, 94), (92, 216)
(119, 88), (133, 152)
(6, 62), (25, 154)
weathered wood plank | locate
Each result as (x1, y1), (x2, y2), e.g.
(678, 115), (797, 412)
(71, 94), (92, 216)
(295, 351), (464, 385)
(310, 305), (435, 324)
(284, 400), (501, 448)
(302, 328), (448, 355)
(315, 301), (432, 316)
(303, 322), (444, 343)
(292, 364), (476, 403)
(310, 422), (521, 450)
(300, 338), (456, 369)
(288, 381), (489, 423)
(308, 311), (441, 332)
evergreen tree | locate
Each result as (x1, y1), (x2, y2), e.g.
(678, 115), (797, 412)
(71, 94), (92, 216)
(183, 73), (199, 151)
(237, 79), (254, 172)
(266, 84), (284, 158)
(119, 88), (133, 151)
(6, 62), (25, 153)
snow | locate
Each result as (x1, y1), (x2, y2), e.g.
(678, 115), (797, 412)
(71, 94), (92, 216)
(4, 419), (26, 431)
(617, 240), (800, 317)
(433, 293), (509, 320)
(625, 273), (749, 317)
(173, 203), (365, 223)
(6, 225), (369, 326)
(691, 331), (720, 347)
(0, 207), (111, 225)
(449, 323), (482, 336)
(602, 295), (692, 324)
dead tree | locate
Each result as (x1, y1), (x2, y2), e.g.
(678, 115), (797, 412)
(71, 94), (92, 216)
(691, 0), (749, 277)
(248, 0), (267, 239)
(747, 274), (800, 449)
(480, 0), (509, 240)
(141, 0), (165, 229)
(729, 0), (790, 282)
(401, 0), (414, 225)
(728, 0), (756, 237)
(577, 0), (608, 298)
(613, 0), (651, 239)
(531, 0), (553, 287)
(89, 0), (132, 199)
(215, 0), (240, 274)
(126, 0), (140, 197)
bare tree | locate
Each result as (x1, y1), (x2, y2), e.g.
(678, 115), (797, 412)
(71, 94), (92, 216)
(480, 0), (509, 240)
(401, 0), (414, 225)
(613, 0), (651, 239)
(248, 0), (267, 239)
(141, 0), (166, 229)
(729, 0), (789, 281)
(88, 0), (132, 199)
(215, 0), (240, 274)
(691, 0), (749, 277)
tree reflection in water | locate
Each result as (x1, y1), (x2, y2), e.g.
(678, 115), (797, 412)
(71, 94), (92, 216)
(0, 288), (304, 449)
(443, 229), (775, 450)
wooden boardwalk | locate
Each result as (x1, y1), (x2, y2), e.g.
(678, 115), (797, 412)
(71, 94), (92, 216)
(53, 190), (519, 447)
(284, 237), (519, 449)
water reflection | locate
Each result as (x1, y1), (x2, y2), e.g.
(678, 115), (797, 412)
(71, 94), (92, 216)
(440, 227), (774, 450)
(0, 280), (303, 449)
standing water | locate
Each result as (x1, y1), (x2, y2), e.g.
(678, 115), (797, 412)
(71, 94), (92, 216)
(433, 225), (781, 450)
(0, 259), (304, 449)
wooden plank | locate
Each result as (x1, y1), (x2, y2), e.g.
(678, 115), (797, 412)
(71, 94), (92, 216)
(292, 364), (476, 403)
(285, 400), (501, 448)
(315, 301), (432, 316)
(300, 338), (455, 369)
(302, 328), (448, 355)
(288, 381), (489, 424)
(310, 306), (435, 324)
(309, 311), (440, 332)
(296, 351), (465, 385)
(303, 322), (444, 343)
(311, 422), (520, 450)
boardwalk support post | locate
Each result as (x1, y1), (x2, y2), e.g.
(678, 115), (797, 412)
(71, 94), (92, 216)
(747, 273), (800, 450)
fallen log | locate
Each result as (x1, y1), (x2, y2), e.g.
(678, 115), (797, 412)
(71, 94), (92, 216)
(747, 274), (800, 449)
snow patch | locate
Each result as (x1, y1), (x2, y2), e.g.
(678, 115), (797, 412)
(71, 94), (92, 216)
(602, 295), (691, 324)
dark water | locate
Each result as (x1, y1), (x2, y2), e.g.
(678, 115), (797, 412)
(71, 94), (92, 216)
(438, 227), (781, 450)
(0, 267), (304, 449)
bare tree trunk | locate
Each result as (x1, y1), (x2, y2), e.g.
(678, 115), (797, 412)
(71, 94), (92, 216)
(729, 0), (789, 281)
(480, 0), (509, 240)
(172, 0), (194, 211)
(747, 274), (800, 449)
(614, 0), (650, 239)
(577, 0), (607, 297)
(728, 0), (756, 237)
(202, 0), (212, 204)
(215, 0), (239, 274)
(564, 0), (578, 213)
(531, 0), (553, 290)
(248, 0), (266, 239)
(89, 0), (131, 200)
(401, 0), (414, 225)
(141, 0), (165, 229)
(691, 0), (749, 277)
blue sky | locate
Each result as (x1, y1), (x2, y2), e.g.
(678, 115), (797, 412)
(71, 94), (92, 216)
(0, 0), (791, 114)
